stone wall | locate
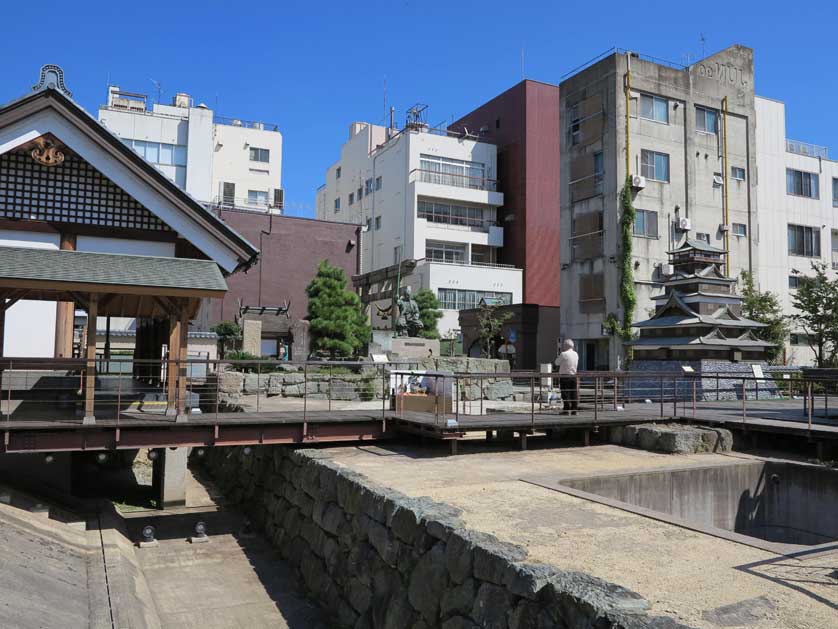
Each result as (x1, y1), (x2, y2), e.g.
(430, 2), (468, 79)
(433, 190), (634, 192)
(418, 357), (514, 402)
(201, 446), (691, 629)
(628, 360), (779, 402)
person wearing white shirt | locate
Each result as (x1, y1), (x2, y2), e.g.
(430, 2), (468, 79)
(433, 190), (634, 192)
(555, 339), (579, 415)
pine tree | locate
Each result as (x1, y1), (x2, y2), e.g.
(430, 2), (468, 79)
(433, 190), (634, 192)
(306, 260), (370, 358)
(739, 272), (788, 364)
(415, 288), (443, 339)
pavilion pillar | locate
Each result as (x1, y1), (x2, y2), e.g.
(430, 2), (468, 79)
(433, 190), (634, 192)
(54, 234), (76, 358)
(177, 310), (189, 420)
(166, 315), (182, 416)
(0, 305), (5, 359)
(83, 294), (98, 425)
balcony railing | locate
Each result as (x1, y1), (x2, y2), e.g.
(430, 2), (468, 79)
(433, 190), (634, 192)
(215, 115), (279, 132)
(418, 214), (498, 230)
(786, 139), (829, 160)
(421, 257), (519, 270)
(412, 168), (498, 192)
(208, 196), (282, 213)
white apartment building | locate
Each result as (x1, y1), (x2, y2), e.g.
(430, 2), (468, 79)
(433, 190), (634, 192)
(756, 96), (838, 365)
(99, 87), (283, 212)
(316, 120), (522, 336)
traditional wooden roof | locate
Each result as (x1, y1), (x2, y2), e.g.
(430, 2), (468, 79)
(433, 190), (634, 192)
(628, 329), (774, 349)
(0, 83), (258, 273)
(667, 238), (727, 255)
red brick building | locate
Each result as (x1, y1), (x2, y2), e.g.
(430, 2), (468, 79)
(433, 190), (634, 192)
(201, 209), (361, 358)
(450, 80), (561, 308)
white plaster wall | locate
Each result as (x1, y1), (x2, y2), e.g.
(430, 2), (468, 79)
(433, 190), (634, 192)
(0, 230), (60, 357)
(211, 124), (282, 209)
(755, 96), (838, 365)
(185, 106), (214, 202)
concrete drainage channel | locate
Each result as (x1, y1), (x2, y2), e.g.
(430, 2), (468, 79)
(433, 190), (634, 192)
(525, 457), (838, 556)
(200, 446), (694, 628)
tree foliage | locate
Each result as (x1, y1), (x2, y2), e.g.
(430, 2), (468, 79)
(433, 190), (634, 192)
(305, 260), (370, 358)
(414, 288), (443, 339)
(739, 271), (789, 364)
(476, 303), (513, 358)
(210, 320), (241, 358)
(790, 262), (838, 367)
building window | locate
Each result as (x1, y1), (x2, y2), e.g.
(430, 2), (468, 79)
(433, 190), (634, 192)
(640, 150), (670, 182)
(790, 333), (811, 346)
(348, 192), (354, 205)
(731, 166), (746, 181)
(732, 223), (747, 237)
(568, 103), (581, 146)
(833, 178), (838, 207)
(417, 199), (489, 227)
(375, 216), (381, 230)
(334, 197), (340, 211)
(786, 168), (819, 198)
(437, 289), (512, 310)
(375, 176), (382, 191)
(640, 94), (668, 123)
(336, 167), (341, 179)
(696, 232), (711, 243)
(788, 224), (821, 257)
(365, 218), (371, 231)
(418, 154), (489, 190)
(394, 245), (402, 264)
(633, 209), (659, 238)
(249, 147), (270, 163)
(593, 151), (604, 194)
(696, 106), (718, 134)
(788, 275), (801, 289)
(357, 186), (363, 200)
(247, 190), (268, 206)
(425, 241), (466, 264)
(365, 178), (373, 195)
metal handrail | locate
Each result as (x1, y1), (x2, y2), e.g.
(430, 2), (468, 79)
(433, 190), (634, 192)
(410, 168), (498, 192)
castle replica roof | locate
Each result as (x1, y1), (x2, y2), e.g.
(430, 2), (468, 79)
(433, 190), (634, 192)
(627, 238), (773, 360)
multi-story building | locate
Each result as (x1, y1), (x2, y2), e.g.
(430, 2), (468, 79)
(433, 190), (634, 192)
(449, 80), (562, 308)
(98, 86), (283, 212)
(315, 116), (522, 336)
(756, 96), (838, 365)
(559, 45), (758, 370)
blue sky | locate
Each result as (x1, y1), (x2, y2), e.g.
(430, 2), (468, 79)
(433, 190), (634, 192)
(2, 0), (837, 217)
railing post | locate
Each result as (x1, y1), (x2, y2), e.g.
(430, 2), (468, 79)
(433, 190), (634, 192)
(742, 377), (747, 426)
(672, 376), (677, 417)
(381, 365), (386, 421)
(480, 375), (483, 416)
(256, 362), (261, 413)
(328, 363), (332, 412)
(530, 374), (535, 429)
(303, 364), (308, 423)
(5, 359), (11, 422)
(214, 362), (220, 420)
(116, 365), (122, 423)
(613, 376), (618, 411)
(807, 381), (813, 430)
(692, 379), (696, 418)
(594, 376), (599, 423)
(660, 376), (664, 418)
(455, 377), (460, 424)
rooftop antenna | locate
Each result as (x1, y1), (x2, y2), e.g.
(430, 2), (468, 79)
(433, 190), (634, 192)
(149, 79), (162, 105)
(700, 33), (706, 59)
(405, 104), (428, 130)
(383, 76), (387, 126)
(521, 45), (525, 80)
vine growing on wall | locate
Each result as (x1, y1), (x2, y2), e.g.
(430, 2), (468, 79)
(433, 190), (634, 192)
(616, 176), (637, 338)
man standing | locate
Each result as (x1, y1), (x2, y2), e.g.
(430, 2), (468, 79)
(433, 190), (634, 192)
(556, 339), (579, 415)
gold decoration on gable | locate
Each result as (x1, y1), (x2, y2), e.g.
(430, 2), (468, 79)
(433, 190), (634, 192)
(30, 136), (65, 167)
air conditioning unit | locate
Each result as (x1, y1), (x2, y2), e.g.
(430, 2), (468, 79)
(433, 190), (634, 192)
(663, 263), (675, 276)
(719, 223), (730, 232)
(677, 217), (691, 231)
(631, 175), (646, 189)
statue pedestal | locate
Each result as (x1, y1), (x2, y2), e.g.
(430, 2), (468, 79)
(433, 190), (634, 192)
(371, 331), (440, 359)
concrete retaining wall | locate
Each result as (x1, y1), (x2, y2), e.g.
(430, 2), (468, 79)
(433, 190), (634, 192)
(201, 445), (692, 629)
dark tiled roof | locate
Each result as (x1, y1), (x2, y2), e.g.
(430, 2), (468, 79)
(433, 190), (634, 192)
(667, 238), (727, 255)
(0, 246), (227, 292)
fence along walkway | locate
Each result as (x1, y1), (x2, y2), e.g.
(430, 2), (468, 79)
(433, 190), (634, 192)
(1, 359), (836, 453)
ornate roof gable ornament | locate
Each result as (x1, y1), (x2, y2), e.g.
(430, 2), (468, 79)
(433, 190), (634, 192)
(32, 64), (72, 98)
(31, 136), (65, 167)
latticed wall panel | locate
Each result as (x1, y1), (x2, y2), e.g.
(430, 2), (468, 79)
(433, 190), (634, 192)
(0, 150), (171, 231)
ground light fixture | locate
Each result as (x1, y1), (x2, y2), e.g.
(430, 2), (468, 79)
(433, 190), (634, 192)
(242, 446), (253, 456)
(43, 453), (55, 464)
(190, 520), (209, 544)
(138, 524), (158, 548)
(147, 449), (159, 461)
(195, 448), (206, 457)
(96, 452), (108, 464)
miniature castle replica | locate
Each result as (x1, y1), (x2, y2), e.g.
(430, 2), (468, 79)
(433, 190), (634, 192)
(627, 238), (777, 400)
